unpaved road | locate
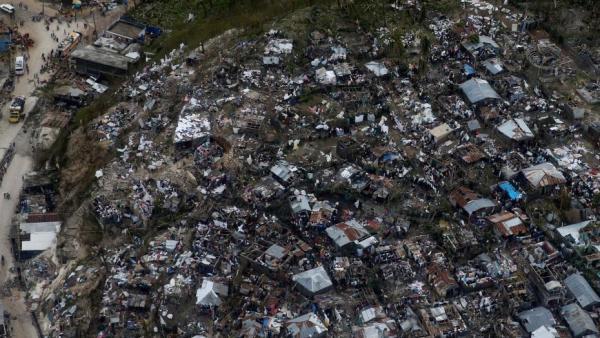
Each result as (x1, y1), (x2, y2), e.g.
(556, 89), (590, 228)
(0, 1), (131, 337)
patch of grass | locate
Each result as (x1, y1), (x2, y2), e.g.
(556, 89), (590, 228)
(136, 0), (337, 59)
(74, 91), (117, 127)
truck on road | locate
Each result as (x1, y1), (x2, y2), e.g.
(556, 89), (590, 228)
(9, 96), (25, 123)
(14, 56), (24, 76)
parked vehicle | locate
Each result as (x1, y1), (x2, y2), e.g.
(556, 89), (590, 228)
(14, 56), (24, 76)
(0, 4), (14, 14)
(9, 96), (25, 123)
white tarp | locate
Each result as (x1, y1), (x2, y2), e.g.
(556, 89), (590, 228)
(315, 67), (337, 85)
(365, 61), (388, 77)
(265, 39), (293, 54)
(174, 110), (211, 144)
(195, 280), (222, 306)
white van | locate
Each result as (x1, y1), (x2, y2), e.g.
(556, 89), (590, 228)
(0, 4), (14, 14)
(15, 56), (24, 75)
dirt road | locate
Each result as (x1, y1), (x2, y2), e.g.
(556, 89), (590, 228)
(0, 1), (131, 336)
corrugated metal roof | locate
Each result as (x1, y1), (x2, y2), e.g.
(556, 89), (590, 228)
(556, 221), (591, 245)
(517, 307), (555, 333)
(521, 162), (566, 188)
(286, 313), (328, 338)
(459, 78), (500, 104)
(326, 220), (369, 247)
(564, 273), (600, 310)
(482, 58), (504, 74)
(292, 266), (333, 294)
(463, 198), (496, 215)
(560, 303), (598, 337)
(497, 118), (534, 141)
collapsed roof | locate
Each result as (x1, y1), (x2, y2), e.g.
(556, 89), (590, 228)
(286, 313), (328, 338)
(325, 220), (370, 248)
(520, 162), (566, 188)
(497, 118), (534, 141)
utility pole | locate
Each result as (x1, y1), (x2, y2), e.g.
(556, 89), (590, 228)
(92, 9), (97, 38)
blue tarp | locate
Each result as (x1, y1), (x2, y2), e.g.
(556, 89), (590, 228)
(146, 26), (162, 38)
(498, 181), (523, 201)
(464, 64), (475, 76)
(381, 152), (400, 162)
(0, 32), (11, 53)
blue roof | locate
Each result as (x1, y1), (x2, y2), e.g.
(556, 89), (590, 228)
(498, 181), (523, 201)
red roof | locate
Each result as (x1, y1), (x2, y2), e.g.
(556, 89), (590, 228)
(25, 213), (61, 223)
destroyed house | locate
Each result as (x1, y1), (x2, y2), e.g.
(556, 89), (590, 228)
(419, 304), (468, 337)
(459, 78), (501, 105)
(270, 161), (295, 184)
(497, 118), (534, 142)
(358, 306), (385, 325)
(398, 307), (427, 337)
(308, 201), (335, 228)
(482, 58), (504, 75)
(455, 143), (485, 164)
(105, 18), (146, 43)
(353, 320), (398, 338)
(556, 221), (599, 250)
(241, 240), (293, 275)
(427, 263), (459, 297)
(441, 226), (480, 256)
(325, 220), (374, 253)
(244, 176), (284, 202)
(22, 172), (56, 194)
(524, 260), (566, 307)
(336, 137), (362, 160)
(518, 162), (566, 191)
(449, 186), (496, 218)
(126, 294), (148, 310)
(454, 263), (495, 291)
(487, 211), (529, 238)
(70, 45), (132, 77)
(461, 35), (500, 60)
(289, 195), (311, 216)
(523, 241), (561, 267)
(285, 313), (327, 338)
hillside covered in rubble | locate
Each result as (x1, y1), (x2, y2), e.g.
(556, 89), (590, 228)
(15, 0), (600, 337)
